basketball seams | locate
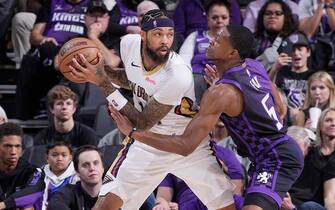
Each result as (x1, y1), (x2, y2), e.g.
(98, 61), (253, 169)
(59, 47), (99, 73)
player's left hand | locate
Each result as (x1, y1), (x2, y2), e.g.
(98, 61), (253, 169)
(69, 53), (106, 85)
(204, 64), (219, 86)
(168, 202), (179, 210)
(109, 104), (133, 136)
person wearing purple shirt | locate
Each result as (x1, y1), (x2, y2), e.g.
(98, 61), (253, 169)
(154, 142), (244, 210)
(173, 0), (241, 50)
(110, 25), (304, 210)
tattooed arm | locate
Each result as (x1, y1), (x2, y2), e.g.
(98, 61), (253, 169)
(70, 54), (173, 130)
(104, 66), (131, 89)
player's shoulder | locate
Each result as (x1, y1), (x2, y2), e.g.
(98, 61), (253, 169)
(165, 52), (193, 80)
(121, 34), (141, 48)
(165, 52), (192, 73)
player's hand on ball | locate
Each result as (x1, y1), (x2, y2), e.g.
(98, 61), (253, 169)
(69, 53), (105, 85)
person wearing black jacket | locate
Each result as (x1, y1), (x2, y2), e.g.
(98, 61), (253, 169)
(0, 122), (45, 210)
(48, 145), (104, 210)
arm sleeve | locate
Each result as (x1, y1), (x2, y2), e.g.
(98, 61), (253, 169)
(47, 186), (74, 210)
(179, 32), (196, 66)
(159, 174), (174, 188)
(153, 65), (193, 105)
(107, 6), (127, 36)
(4, 168), (45, 209)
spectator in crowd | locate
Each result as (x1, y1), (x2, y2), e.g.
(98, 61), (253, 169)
(243, 0), (298, 33)
(173, 0), (241, 50)
(295, 71), (335, 129)
(15, 0), (90, 120)
(106, 0), (141, 51)
(253, 0), (298, 70)
(283, 109), (335, 210)
(40, 141), (79, 210)
(34, 85), (98, 147)
(0, 122), (45, 210)
(153, 142), (245, 210)
(179, 0), (230, 102)
(299, 0), (335, 71)
(84, 0), (121, 67)
(11, 0), (43, 67)
(268, 33), (314, 125)
(137, 0), (160, 24)
(47, 145), (104, 210)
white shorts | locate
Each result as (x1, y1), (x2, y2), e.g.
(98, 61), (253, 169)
(99, 138), (235, 210)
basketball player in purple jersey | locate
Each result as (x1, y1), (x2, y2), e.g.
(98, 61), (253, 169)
(110, 25), (304, 210)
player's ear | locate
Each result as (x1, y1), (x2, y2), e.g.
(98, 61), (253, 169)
(140, 31), (145, 41)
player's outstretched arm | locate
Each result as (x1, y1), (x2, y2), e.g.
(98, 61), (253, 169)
(111, 84), (243, 156)
(271, 83), (287, 121)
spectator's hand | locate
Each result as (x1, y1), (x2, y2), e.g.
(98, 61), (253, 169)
(204, 64), (219, 86)
(169, 202), (179, 210)
(305, 118), (312, 129)
(109, 105), (134, 136)
(41, 37), (58, 46)
(281, 193), (295, 210)
(126, 25), (141, 34)
(153, 200), (171, 210)
(69, 53), (106, 85)
(276, 53), (292, 67)
(87, 22), (104, 40)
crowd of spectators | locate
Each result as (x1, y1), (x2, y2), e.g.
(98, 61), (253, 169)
(1, 0), (335, 209)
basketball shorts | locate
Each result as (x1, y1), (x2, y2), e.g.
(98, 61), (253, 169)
(99, 138), (235, 210)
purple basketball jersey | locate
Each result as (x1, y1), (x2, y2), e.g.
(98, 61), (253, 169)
(44, 0), (89, 45)
(217, 59), (289, 162)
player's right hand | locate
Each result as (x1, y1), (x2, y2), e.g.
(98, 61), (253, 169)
(69, 53), (106, 85)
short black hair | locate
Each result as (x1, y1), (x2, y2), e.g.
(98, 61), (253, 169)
(73, 145), (102, 171)
(204, 0), (231, 14)
(226, 25), (254, 59)
(46, 141), (72, 155)
(141, 9), (168, 25)
(0, 122), (23, 142)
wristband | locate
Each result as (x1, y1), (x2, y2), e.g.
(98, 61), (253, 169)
(106, 90), (128, 111)
(129, 127), (137, 139)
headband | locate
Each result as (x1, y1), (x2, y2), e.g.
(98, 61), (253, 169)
(141, 18), (174, 31)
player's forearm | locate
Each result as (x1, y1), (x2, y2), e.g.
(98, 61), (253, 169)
(132, 130), (192, 156)
(104, 66), (130, 89)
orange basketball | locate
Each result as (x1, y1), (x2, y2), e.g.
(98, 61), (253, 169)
(58, 37), (101, 83)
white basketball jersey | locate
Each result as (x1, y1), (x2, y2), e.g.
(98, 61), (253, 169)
(120, 34), (196, 135)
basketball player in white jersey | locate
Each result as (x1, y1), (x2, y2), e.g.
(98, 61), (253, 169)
(68, 9), (235, 210)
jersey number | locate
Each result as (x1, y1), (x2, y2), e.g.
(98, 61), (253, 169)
(261, 93), (283, 130)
